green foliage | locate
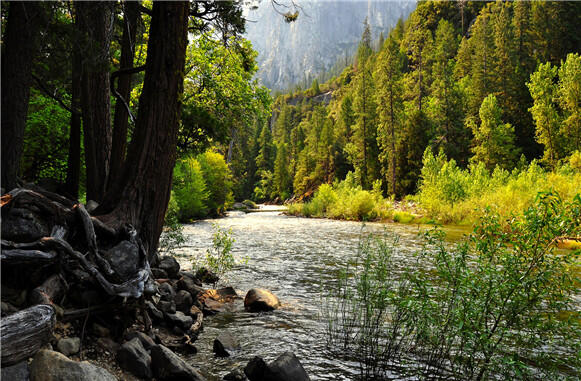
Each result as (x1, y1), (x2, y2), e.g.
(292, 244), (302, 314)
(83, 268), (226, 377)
(324, 194), (581, 379)
(470, 94), (519, 170)
(191, 224), (239, 285)
(159, 192), (187, 255)
(172, 150), (233, 221)
(418, 147), (581, 224)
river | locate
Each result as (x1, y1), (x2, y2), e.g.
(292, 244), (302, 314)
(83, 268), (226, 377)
(171, 206), (472, 380)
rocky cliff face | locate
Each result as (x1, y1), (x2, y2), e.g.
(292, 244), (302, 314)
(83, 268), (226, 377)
(244, 0), (416, 91)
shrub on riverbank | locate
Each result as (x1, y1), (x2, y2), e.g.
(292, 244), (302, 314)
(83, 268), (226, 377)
(287, 173), (396, 221)
(324, 193), (581, 380)
(172, 150), (234, 222)
(416, 148), (581, 224)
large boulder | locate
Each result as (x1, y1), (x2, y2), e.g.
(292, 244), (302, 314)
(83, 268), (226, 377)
(56, 337), (80, 357)
(150, 344), (205, 381)
(116, 338), (152, 379)
(29, 349), (117, 381)
(267, 352), (310, 381)
(244, 289), (280, 312)
(125, 331), (156, 350)
(1, 361), (30, 381)
(158, 256), (180, 279)
(213, 331), (240, 357)
(103, 241), (139, 281)
(244, 353), (309, 381)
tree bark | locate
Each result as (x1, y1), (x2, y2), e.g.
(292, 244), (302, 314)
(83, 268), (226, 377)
(75, 1), (114, 203)
(109, 0), (141, 188)
(0, 304), (56, 366)
(1, 2), (44, 192)
(97, 1), (189, 262)
(65, 46), (82, 200)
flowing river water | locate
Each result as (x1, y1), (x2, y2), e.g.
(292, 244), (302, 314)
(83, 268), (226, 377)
(172, 206), (472, 380)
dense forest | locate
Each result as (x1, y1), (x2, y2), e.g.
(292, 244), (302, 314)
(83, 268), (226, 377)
(236, 0), (581, 224)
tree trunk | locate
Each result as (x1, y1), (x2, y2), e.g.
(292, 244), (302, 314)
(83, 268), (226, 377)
(109, 1), (140, 188)
(75, 1), (114, 203)
(65, 47), (82, 200)
(1, 2), (44, 192)
(97, 1), (189, 262)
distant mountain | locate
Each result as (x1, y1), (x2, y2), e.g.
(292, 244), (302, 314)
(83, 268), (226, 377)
(244, 0), (416, 91)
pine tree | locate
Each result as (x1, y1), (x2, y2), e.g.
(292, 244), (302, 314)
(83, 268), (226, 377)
(470, 94), (519, 170)
(375, 34), (403, 195)
(558, 53), (581, 153)
(273, 139), (291, 199)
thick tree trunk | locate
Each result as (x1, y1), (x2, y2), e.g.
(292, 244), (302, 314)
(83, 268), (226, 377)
(109, 1), (140, 188)
(97, 1), (189, 262)
(65, 48), (82, 200)
(75, 1), (114, 203)
(1, 2), (44, 192)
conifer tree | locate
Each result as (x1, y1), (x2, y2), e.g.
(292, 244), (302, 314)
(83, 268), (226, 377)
(470, 94), (518, 170)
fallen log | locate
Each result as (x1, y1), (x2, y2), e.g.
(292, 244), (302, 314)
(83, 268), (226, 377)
(0, 304), (56, 367)
(29, 274), (67, 306)
(0, 248), (58, 265)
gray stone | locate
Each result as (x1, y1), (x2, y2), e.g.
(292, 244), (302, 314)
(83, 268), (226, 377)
(165, 311), (193, 331)
(151, 268), (168, 279)
(158, 256), (180, 279)
(30, 349), (117, 381)
(244, 356), (269, 381)
(244, 288), (280, 312)
(213, 331), (240, 357)
(85, 200), (99, 214)
(175, 290), (193, 313)
(158, 300), (176, 314)
(177, 276), (204, 297)
(104, 241), (140, 281)
(1, 208), (50, 243)
(267, 352), (310, 381)
(158, 282), (176, 301)
(96, 338), (120, 354)
(1, 361), (30, 381)
(56, 337), (81, 356)
(150, 344), (205, 381)
(116, 338), (152, 379)
(125, 331), (156, 350)
(223, 369), (246, 381)
(146, 301), (164, 321)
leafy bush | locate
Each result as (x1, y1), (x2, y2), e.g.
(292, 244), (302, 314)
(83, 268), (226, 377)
(324, 193), (581, 380)
(172, 149), (234, 221)
(191, 224), (240, 286)
(418, 147), (581, 224)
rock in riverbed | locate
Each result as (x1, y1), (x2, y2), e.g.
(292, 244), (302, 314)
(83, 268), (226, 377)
(244, 352), (310, 381)
(116, 338), (152, 379)
(151, 344), (205, 381)
(30, 349), (117, 381)
(244, 288), (280, 312)
(213, 331), (240, 357)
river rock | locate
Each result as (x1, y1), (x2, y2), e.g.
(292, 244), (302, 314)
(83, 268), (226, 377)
(30, 349), (117, 381)
(267, 352), (310, 381)
(158, 282), (176, 301)
(244, 288), (280, 312)
(56, 337), (80, 356)
(223, 369), (247, 381)
(103, 241), (139, 281)
(158, 256), (180, 279)
(85, 200), (99, 213)
(213, 331), (240, 357)
(158, 300), (176, 314)
(165, 311), (193, 331)
(177, 276), (204, 297)
(1, 361), (30, 381)
(151, 268), (168, 279)
(116, 338), (152, 379)
(125, 331), (156, 350)
(244, 356), (269, 381)
(146, 301), (164, 321)
(198, 287), (239, 315)
(175, 290), (193, 313)
(150, 344), (205, 381)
